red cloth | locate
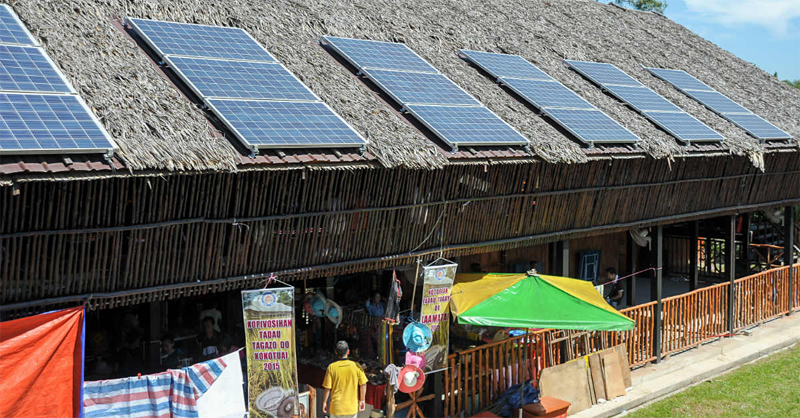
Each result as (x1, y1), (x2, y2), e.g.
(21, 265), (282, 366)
(365, 383), (386, 409)
(0, 306), (85, 418)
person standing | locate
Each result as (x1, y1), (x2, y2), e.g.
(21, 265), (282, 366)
(322, 341), (368, 418)
(365, 292), (385, 317)
(604, 267), (625, 309)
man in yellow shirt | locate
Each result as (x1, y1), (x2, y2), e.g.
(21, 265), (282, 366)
(322, 341), (368, 418)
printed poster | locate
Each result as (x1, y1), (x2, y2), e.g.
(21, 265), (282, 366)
(420, 263), (456, 373)
(242, 287), (299, 418)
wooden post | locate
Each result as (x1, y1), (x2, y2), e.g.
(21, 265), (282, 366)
(560, 240), (570, 277)
(653, 226), (663, 363)
(626, 232), (637, 306)
(433, 370), (444, 418)
(148, 301), (161, 370)
(786, 206), (795, 313)
(727, 215), (737, 333)
(743, 213), (752, 272)
(690, 221), (699, 291)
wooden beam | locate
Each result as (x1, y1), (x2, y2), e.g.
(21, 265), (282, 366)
(560, 240), (570, 277)
(727, 215), (736, 333)
(653, 225), (663, 363)
(786, 206), (795, 313)
(690, 220), (699, 291)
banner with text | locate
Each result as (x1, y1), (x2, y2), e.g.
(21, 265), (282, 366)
(420, 263), (456, 373)
(242, 287), (299, 418)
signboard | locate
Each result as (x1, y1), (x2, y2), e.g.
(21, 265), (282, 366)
(242, 287), (299, 418)
(420, 263), (456, 373)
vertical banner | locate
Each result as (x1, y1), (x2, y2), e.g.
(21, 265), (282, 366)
(242, 287), (299, 418)
(420, 263), (457, 373)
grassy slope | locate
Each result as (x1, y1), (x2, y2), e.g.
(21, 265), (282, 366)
(626, 343), (800, 417)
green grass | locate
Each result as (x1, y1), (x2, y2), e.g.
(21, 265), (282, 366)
(625, 343), (800, 417)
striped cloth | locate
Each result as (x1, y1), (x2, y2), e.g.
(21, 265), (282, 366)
(83, 357), (227, 418)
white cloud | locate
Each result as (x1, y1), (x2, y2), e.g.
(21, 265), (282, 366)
(683, 0), (800, 36)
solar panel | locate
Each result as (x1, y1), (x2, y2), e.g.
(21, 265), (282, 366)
(0, 45), (73, 93)
(722, 113), (792, 140)
(683, 90), (751, 115)
(206, 99), (366, 149)
(322, 36), (437, 74)
(0, 93), (116, 153)
(0, 5), (36, 46)
(502, 78), (594, 110)
(364, 69), (479, 106)
(459, 50), (553, 81)
(644, 67), (713, 92)
(602, 85), (682, 113)
(645, 67), (792, 141)
(405, 105), (529, 147)
(127, 18), (276, 62)
(542, 108), (640, 145)
(564, 60), (642, 87)
(644, 112), (724, 142)
(166, 56), (317, 101)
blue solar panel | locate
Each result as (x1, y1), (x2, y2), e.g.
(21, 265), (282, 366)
(644, 67), (713, 92)
(565, 60), (642, 87)
(406, 105), (528, 147)
(603, 85), (682, 113)
(0, 5), (36, 46)
(0, 45), (72, 93)
(207, 99), (366, 149)
(0, 93), (115, 152)
(543, 108), (639, 144)
(365, 69), (478, 106)
(459, 50), (553, 81)
(322, 36), (437, 74)
(683, 90), (750, 115)
(723, 113), (791, 140)
(128, 18), (276, 62)
(502, 78), (594, 110)
(644, 112), (724, 142)
(166, 56), (317, 101)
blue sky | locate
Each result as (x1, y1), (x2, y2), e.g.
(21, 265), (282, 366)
(662, 0), (800, 81)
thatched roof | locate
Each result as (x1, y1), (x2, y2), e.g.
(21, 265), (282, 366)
(7, 0), (799, 173)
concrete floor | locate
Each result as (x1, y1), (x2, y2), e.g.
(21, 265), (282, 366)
(571, 311), (800, 417)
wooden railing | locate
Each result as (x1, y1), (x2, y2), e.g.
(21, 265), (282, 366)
(441, 264), (799, 417)
(734, 264), (793, 330)
(660, 282), (729, 356)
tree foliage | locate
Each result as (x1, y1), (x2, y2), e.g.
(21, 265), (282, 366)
(784, 79), (800, 89)
(614, 0), (667, 13)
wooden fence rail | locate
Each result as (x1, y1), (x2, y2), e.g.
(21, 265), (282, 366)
(442, 264), (799, 417)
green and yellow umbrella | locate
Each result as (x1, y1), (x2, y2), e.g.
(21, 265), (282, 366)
(450, 273), (634, 331)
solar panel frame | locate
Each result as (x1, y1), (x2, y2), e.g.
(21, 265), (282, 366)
(0, 44), (75, 94)
(501, 77), (595, 110)
(126, 17), (277, 62)
(645, 66), (792, 141)
(0, 4), (37, 46)
(459, 49), (553, 81)
(205, 99), (368, 150)
(322, 36), (438, 74)
(643, 67), (713, 92)
(542, 108), (640, 145)
(164, 56), (319, 102)
(643, 111), (725, 142)
(363, 68), (480, 106)
(0, 92), (118, 155)
(564, 60), (642, 87)
(721, 113), (792, 140)
(405, 104), (530, 148)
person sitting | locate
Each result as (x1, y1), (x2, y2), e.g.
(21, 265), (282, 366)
(365, 292), (385, 317)
(160, 333), (182, 369)
(196, 316), (225, 360)
(604, 267), (625, 309)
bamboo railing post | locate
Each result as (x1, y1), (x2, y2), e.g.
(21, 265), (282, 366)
(786, 206), (795, 314)
(727, 215), (737, 333)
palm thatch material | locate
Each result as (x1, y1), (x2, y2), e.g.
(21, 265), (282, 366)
(9, 0), (799, 172)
